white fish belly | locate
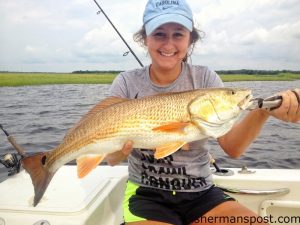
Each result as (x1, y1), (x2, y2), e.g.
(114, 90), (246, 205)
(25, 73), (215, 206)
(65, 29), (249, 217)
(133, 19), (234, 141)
(49, 125), (206, 172)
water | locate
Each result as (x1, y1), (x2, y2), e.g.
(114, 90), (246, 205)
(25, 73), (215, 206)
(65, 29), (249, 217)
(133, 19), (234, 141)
(0, 81), (299, 178)
(212, 81), (300, 169)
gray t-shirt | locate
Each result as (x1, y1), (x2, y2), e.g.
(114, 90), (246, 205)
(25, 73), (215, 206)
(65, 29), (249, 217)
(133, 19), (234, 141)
(109, 63), (224, 192)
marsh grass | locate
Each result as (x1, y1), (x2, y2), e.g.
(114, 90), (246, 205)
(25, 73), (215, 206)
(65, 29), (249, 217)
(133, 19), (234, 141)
(0, 73), (117, 87)
(220, 73), (300, 82)
(0, 72), (299, 87)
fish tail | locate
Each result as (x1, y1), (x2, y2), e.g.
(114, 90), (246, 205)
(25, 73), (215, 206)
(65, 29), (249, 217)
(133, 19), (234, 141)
(21, 152), (55, 206)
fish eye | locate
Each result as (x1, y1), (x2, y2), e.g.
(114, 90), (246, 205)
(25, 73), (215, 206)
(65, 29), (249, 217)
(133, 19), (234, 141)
(229, 90), (236, 95)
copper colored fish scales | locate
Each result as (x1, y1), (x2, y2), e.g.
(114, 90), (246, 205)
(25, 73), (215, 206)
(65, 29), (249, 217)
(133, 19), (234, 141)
(21, 88), (252, 206)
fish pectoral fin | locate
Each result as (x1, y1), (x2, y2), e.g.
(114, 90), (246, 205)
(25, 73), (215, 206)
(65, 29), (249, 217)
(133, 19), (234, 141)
(154, 141), (187, 159)
(152, 122), (190, 134)
(76, 154), (106, 178)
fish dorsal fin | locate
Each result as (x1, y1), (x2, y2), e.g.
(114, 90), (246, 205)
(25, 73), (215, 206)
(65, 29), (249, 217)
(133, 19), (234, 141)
(76, 154), (106, 178)
(64, 97), (128, 139)
(152, 122), (190, 134)
(78, 96), (128, 122)
(154, 141), (187, 159)
(86, 97), (129, 114)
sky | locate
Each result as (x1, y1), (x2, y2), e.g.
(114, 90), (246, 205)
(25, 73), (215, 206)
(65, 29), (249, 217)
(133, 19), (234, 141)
(0, 0), (300, 72)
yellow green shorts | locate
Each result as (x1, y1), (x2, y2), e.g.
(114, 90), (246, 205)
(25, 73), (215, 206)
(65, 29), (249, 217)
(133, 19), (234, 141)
(122, 181), (234, 224)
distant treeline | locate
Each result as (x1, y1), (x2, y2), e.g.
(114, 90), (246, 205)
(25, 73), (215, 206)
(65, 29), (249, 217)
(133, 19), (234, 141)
(71, 70), (123, 74)
(216, 69), (300, 75)
(71, 69), (300, 75)
(1, 69), (299, 75)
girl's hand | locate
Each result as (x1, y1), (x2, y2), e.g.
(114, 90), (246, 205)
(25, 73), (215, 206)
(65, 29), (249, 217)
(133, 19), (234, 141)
(105, 141), (133, 166)
(266, 89), (300, 123)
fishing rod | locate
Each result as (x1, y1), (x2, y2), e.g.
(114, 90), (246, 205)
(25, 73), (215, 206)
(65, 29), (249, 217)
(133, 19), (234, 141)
(93, 0), (144, 67)
(0, 124), (26, 157)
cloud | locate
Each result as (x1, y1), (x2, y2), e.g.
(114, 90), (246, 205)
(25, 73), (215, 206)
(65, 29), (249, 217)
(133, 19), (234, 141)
(0, 0), (299, 72)
(189, 0), (300, 70)
(25, 45), (47, 54)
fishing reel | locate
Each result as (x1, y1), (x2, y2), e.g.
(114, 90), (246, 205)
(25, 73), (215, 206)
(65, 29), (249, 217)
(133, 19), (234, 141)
(0, 152), (22, 176)
(0, 124), (26, 177)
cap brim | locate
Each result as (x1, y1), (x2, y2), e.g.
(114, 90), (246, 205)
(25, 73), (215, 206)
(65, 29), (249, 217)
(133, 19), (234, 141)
(145, 14), (193, 35)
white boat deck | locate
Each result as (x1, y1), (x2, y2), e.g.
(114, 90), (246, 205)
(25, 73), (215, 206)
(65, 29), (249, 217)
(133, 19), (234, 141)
(0, 166), (128, 225)
(0, 166), (299, 225)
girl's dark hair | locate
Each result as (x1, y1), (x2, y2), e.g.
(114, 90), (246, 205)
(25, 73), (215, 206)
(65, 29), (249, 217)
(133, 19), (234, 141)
(133, 25), (205, 62)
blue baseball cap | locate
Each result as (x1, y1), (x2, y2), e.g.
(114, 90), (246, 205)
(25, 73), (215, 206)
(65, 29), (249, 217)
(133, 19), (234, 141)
(143, 0), (193, 35)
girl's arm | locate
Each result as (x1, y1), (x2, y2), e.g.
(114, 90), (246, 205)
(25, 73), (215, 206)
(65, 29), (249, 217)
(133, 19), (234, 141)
(218, 89), (300, 158)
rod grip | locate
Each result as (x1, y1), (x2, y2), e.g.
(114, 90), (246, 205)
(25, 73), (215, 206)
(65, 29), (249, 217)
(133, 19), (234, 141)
(7, 136), (27, 157)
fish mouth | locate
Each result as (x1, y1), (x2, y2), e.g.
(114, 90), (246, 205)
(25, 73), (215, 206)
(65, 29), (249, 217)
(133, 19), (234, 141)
(238, 94), (253, 110)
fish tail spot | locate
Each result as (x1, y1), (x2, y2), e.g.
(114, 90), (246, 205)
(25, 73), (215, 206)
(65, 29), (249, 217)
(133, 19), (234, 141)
(41, 155), (47, 165)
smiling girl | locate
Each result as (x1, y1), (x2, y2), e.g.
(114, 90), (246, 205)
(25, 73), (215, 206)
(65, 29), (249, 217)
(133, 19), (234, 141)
(101, 0), (300, 224)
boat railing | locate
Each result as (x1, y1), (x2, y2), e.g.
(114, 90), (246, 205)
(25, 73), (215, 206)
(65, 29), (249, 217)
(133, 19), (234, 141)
(217, 185), (290, 196)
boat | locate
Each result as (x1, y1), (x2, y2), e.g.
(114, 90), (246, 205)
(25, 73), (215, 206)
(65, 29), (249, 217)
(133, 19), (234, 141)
(0, 164), (299, 225)
(0, 94), (299, 225)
